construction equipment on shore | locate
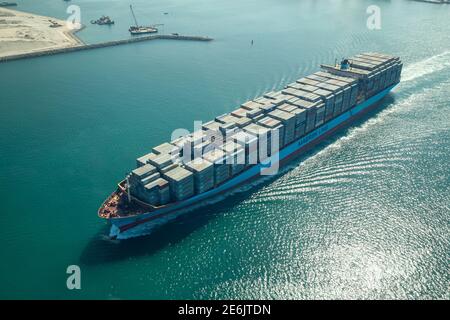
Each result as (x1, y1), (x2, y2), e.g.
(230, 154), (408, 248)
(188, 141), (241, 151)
(48, 20), (62, 28)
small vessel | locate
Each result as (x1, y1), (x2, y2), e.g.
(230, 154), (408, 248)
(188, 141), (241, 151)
(0, 2), (17, 6)
(91, 16), (115, 25)
(128, 5), (158, 35)
(98, 52), (403, 240)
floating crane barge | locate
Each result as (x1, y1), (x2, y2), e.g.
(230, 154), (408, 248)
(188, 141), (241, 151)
(128, 4), (158, 35)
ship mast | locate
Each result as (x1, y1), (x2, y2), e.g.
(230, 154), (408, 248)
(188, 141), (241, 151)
(126, 176), (131, 203)
(129, 4), (139, 27)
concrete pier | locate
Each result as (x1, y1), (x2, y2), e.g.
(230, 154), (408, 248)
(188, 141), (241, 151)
(411, 0), (450, 3)
(0, 34), (213, 63)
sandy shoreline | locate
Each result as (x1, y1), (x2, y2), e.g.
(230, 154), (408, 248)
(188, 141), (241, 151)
(0, 7), (83, 59)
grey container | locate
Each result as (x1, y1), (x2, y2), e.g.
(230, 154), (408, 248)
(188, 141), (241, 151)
(140, 172), (161, 186)
(306, 74), (329, 82)
(277, 103), (307, 125)
(287, 98), (318, 133)
(379, 67), (389, 89)
(184, 159), (214, 194)
(259, 103), (276, 113)
(162, 166), (194, 201)
(386, 62), (398, 84)
(193, 139), (217, 160)
(282, 87), (322, 104)
(143, 178), (170, 206)
(316, 82), (340, 93)
(314, 71), (357, 85)
(219, 122), (237, 135)
(268, 109), (296, 146)
(263, 91), (292, 106)
(305, 113), (316, 133)
(148, 152), (175, 170)
(384, 64), (396, 86)
(202, 128), (225, 151)
(235, 117), (252, 128)
(140, 186), (159, 205)
(136, 152), (158, 167)
(290, 83), (318, 93)
(251, 113), (265, 123)
(295, 122), (306, 139)
(241, 101), (263, 111)
(341, 86), (352, 111)
(326, 78), (350, 89)
(159, 186), (171, 205)
(216, 114), (240, 125)
(202, 149), (231, 186)
(313, 88), (335, 122)
(253, 97), (277, 111)
(233, 131), (258, 165)
(231, 108), (249, 118)
(366, 73), (375, 95)
(314, 103), (326, 127)
(171, 134), (202, 162)
(263, 91), (280, 99)
(257, 116), (285, 150)
(349, 83), (358, 107)
(297, 77), (321, 87)
(161, 163), (179, 174)
(391, 62), (402, 84)
(188, 130), (206, 146)
(131, 163), (157, 180)
(372, 71), (381, 93)
(227, 149), (246, 176)
(152, 142), (177, 155)
(129, 163), (157, 196)
(220, 142), (246, 175)
(349, 59), (377, 71)
(332, 89), (344, 116)
(287, 82), (315, 92)
(379, 65), (390, 85)
(220, 140), (241, 154)
(246, 108), (264, 119)
(243, 123), (272, 161)
(202, 120), (221, 132)
(351, 57), (379, 68)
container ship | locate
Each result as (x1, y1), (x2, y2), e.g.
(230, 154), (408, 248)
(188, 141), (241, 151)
(98, 52), (403, 239)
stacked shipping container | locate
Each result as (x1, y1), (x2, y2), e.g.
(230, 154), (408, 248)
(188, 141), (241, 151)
(128, 53), (401, 206)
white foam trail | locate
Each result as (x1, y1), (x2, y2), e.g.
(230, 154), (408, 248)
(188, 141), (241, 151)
(402, 51), (450, 82)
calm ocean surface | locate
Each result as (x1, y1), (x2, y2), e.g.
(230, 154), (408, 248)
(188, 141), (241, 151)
(0, 0), (448, 299)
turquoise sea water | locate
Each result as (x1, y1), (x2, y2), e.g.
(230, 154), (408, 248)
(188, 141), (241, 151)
(0, 0), (449, 299)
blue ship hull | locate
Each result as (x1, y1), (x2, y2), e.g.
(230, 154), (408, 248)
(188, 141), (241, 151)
(108, 83), (397, 239)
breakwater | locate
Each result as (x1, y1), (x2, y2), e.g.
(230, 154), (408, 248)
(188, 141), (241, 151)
(0, 34), (213, 63)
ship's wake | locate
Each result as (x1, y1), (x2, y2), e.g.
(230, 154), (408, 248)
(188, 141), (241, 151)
(401, 50), (450, 82)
